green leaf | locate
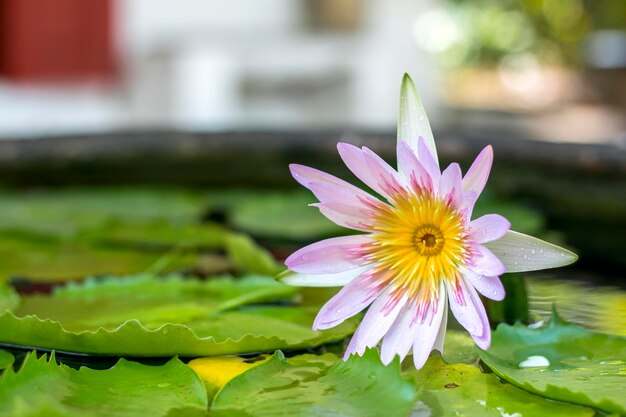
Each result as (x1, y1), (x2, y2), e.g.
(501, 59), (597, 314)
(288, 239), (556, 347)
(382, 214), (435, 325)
(211, 190), (342, 240)
(0, 275), (357, 356)
(224, 233), (284, 275)
(0, 351), (13, 371)
(441, 330), (478, 364)
(92, 220), (226, 250)
(0, 188), (206, 239)
(406, 355), (594, 417)
(478, 312), (626, 415)
(210, 349), (416, 417)
(0, 352), (207, 417)
(0, 234), (202, 282)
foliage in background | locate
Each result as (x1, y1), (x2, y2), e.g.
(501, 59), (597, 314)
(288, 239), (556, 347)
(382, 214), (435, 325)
(418, 0), (626, 68)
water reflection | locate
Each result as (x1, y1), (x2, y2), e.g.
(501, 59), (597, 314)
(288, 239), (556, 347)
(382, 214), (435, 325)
(527, 277), (626, 336)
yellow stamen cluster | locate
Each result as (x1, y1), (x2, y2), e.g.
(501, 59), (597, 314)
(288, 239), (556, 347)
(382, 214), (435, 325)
(363, 189), (469, 306)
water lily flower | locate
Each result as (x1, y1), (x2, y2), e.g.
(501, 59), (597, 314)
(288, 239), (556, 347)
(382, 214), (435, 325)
(281, 74), (577, 369)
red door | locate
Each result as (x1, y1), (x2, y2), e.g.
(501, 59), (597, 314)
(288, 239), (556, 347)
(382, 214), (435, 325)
(0, 0), (116, 83)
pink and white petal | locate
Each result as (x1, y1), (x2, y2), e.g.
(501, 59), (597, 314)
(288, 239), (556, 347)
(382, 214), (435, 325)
(279, 266), (370, 287)
(396, 141), (432, 190)
(439, 163), (463, 205)
(307, 181), (379, 210)
(313, 202), (372, 232)
(337, 143), (388, 198)
(469, 214), (511, 244)
(285, 235), (372, 274)
(337, 143), (403, 199)
(465, 277), (491, 349)
(462, 267), (505, 301)
(432, 300), (448, 354)
(469, 245), (506, 277)
(290, 164), (377, 205)
(462, 145), (493, 196)
(412, 284), (446, 369)
(397, 74), (438, 163)
(459, 190), (478, 220)
(313, 270), (383, 330)
(484, 230), (578, 273)
(290, 164), (356, 190)
(344, 290), (407, 359)
(417, 137), (441, 192)
(362, 147), (407, 198)
(446, 279), (490, 350)
(380, 305), (417, 365)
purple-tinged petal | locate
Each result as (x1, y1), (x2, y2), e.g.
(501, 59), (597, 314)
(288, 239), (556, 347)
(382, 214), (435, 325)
(439, 163), (463, 205)
(290, 164), (376, 204)
(469, 245), (506, 277)
(397, 73), (438, 163)
(470, 214), (511, 244)
(337, 143), (403, 199)
(459, 190), (478, 220)
(462, 267), (505, 301)
(380, 305), (416, 365)
(417, 137), (441, 192)
(396, 141), (433, 190)
(412, 284), (446, 369)
(362, 147), (407, 198)
(313, 202), (372, 232)
(285, 235), (372, 274)
(462, 146), (493, 196)
(307, 181), (379, 210)
(279, 266), (370, 288)
(290, 164), (349, 188)
(313, 270), (383, 330)
(466, 276), (491, 349)
(344, 290), (407, 359)
(484, 230), (578, 273)
(446, 279), (490, 350)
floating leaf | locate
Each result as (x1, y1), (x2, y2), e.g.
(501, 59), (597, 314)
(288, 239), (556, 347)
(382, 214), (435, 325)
(224, 233), (284, 275)
(214, 190), (342, 239)
(479, 312), (626, 415)
(209, 349), (416, 417)
(0, 188), (207, 239)
(92, 220), (226, 250)
(406, 355), (594, 417)
(440, 330), (478, 364)
(0, 352), (207, 417)
(0, 351), (13, 371)
(0, 275), (357, 356)
(0, 235), (199, 282)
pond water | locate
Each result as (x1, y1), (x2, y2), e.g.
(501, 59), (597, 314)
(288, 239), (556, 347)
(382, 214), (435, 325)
(527, 276), (626, 336)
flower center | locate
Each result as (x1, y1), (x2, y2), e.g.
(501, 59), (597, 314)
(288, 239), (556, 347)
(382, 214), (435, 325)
(413, 225), (444, 256)
(363, 188), (470, 304)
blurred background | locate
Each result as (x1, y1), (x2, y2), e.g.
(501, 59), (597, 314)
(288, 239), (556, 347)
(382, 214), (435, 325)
(0, 0), (624, 327)
(0, 0), (624, 137)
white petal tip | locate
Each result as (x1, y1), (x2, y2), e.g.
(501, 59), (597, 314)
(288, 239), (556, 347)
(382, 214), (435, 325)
(485, 231), (579, 273)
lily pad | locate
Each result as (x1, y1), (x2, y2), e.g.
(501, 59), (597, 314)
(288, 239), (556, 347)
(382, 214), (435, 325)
(0, 275), (357, 356)
(209, 349), (416, 417)
(0, 352), (207, 417)
(406, 355), (594, 417)
(0, 235), (200, 282)
(213, 190), (342, 240)
(0, 188), (207, 239)
(478, 311), (626, 415)
(0, 351), (13, 371)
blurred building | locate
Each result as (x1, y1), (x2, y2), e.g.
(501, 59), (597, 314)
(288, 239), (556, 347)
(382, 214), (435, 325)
(0, 0), (441, 135)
